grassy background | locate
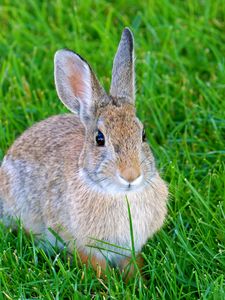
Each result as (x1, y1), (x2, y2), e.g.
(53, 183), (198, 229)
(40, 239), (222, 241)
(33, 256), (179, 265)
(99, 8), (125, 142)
(0, 0), (225, 299)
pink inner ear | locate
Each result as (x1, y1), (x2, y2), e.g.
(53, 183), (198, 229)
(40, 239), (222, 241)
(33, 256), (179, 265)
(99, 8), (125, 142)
(69, 74), (86, 99)
(67, 57), (91, 102)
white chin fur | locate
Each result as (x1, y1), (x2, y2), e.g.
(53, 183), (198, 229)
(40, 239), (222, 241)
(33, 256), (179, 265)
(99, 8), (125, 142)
(79, 168), (145, 195)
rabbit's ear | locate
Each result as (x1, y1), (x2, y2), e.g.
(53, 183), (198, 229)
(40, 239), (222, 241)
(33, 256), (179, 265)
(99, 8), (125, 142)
(54, 49), (107, 122)
(110, 28), (135, 104)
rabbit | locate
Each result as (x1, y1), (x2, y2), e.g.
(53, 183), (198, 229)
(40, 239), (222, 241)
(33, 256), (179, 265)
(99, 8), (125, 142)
(0, 28), (168, 277)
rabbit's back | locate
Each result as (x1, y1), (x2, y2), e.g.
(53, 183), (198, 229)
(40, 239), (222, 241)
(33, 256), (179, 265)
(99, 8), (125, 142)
(0, 114), (84, 233)
(6, 113), (84, 161)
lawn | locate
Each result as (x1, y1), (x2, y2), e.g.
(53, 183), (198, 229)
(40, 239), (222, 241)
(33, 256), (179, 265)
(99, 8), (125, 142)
(0, 0), (225, 299)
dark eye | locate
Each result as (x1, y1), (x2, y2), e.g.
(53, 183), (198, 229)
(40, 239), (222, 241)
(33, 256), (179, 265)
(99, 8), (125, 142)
(142, 128), (146, 142)
(95, 130), (105, 146)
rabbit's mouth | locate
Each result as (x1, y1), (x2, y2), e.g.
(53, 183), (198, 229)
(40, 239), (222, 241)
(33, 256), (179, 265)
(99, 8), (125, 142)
(117, 172), (144, 191)
(79, 168), (146, 195)
(117, 173), (143, 185)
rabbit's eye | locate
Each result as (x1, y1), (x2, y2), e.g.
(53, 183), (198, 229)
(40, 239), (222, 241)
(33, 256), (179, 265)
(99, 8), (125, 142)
(95, 130), (105, 146)
(142, 129), (147, 142)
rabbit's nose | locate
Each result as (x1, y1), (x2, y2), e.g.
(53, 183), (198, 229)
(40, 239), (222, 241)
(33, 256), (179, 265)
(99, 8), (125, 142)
(118, 167), (142, 184)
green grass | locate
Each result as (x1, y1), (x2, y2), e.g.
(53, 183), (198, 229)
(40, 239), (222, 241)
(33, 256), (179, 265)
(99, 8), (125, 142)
(0, 0), (225, 298)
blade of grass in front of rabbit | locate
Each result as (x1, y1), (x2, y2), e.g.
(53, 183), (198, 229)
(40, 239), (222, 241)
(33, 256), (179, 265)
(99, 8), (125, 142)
(125, 196), (141, 277)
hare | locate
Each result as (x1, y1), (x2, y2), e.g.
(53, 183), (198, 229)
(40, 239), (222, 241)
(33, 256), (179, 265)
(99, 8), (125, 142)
(0, 28), (168, 276)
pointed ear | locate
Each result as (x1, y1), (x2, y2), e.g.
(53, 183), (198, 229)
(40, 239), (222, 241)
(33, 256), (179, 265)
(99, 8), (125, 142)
(54, 49), (107, 122)
(110, 28), (135, 104)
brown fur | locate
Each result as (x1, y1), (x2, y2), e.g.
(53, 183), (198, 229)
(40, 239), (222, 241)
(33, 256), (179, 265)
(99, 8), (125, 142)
(78, 249), (107, 278)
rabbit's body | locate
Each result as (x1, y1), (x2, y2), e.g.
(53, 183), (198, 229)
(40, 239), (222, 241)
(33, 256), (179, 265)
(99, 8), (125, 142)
(0, 28), (168, 274)
(0, 113), (167, 264)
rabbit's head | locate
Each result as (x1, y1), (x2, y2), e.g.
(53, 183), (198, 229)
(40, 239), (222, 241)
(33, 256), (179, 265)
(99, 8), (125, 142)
(54, 28), (156, 194)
